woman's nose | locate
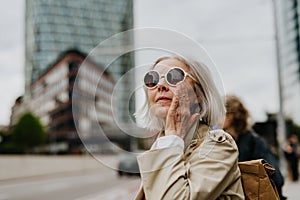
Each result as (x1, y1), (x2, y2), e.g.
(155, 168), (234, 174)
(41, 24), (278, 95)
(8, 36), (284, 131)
(157, 78), (169, 92)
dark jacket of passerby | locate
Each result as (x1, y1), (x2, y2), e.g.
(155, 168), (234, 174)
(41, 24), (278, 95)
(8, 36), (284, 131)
(236, 130), (284, 197)
(224, 95), (286, 200)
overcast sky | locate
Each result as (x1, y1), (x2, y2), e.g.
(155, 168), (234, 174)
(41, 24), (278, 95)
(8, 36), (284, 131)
(134, 0), (278, 124)
(0, 0), (25, 126)
(0, 0), (278, 126)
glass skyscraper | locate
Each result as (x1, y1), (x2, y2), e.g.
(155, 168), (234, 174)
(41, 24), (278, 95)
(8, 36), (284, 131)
(25, 0), (135, 124)
(276, 0), (300, 124)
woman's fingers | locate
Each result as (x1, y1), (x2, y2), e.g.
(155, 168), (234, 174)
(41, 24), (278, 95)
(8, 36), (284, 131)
(176, 82), (190, 120)
(189, 113), (200, 127)
(165, 91), (179, 135)
(168, 91), (179, 119)
(165, 81), (199, 138)
(173, 82), (192, 136)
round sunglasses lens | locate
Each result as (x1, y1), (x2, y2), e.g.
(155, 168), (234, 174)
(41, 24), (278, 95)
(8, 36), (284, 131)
(167, 68), (185, 85)
(144, 71), (159, 88)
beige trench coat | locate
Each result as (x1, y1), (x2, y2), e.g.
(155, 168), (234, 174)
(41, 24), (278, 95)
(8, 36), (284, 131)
(135, 123), (245, 200)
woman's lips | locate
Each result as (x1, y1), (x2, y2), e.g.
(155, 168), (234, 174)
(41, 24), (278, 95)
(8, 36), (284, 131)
(156, 96), (172, 102)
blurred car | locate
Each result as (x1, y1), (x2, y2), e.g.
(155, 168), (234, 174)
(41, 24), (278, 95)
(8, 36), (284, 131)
(117, 151), (140, 177)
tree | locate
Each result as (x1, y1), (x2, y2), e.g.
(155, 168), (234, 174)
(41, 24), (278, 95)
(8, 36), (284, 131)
(11, 112), (46, 152)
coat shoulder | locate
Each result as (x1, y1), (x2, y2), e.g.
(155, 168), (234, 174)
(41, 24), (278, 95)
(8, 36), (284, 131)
(208, 129), (235, 143)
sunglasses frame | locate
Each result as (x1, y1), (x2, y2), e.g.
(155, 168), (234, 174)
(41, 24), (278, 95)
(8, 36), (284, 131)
(143, 67), (198, 89)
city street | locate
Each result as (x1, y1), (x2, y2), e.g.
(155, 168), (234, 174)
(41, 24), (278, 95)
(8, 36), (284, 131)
(0, 168), (140, 200)
(1, 1), (300, 199)
(0, 154), (300, 200)
(283, 179), (300, 200)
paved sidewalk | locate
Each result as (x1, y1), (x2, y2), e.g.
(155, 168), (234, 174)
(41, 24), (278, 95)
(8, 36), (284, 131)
(283, 179), (300, 200)
(0, 155), (117, 180)
(74, 178), (140, 200)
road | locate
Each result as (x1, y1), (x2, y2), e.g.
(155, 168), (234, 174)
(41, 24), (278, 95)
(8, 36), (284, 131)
(0, 167), (140, 200)
(2, 154), (298, 200)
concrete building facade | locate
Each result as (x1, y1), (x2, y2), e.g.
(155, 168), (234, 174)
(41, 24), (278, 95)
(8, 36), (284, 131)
(11, 50), (118, 153)
(25, 0), (135, 126)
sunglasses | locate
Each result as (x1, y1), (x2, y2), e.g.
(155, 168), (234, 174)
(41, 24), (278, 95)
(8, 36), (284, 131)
(143, 67), (198, 89)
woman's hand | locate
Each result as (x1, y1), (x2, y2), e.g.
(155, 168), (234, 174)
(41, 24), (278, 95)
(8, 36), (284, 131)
(164, 81), (200, 138)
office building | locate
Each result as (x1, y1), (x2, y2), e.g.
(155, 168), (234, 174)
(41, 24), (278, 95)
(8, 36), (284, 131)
(11, 50), (120, 153)
(14, 0), (136, 152)
(25, 0), (135, 124)
(276, 0), (300, 124)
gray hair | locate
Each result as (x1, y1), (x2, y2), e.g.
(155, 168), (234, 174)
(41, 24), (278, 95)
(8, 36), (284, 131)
(135, 55), (225, 131)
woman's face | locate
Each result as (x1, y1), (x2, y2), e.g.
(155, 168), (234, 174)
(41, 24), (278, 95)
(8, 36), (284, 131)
(147, 58), (197, 119)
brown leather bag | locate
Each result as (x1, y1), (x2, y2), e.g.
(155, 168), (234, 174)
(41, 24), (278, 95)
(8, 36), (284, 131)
(238, 159), (280, 200)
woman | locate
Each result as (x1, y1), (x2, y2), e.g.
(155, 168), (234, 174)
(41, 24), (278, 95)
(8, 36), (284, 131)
(283, 134), (299, 182)
(223, 95), (285, 200)
(135, 56), (244, 200)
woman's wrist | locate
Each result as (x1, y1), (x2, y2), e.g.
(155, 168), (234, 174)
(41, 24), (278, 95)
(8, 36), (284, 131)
(165, 130), (184, 138)
(156, 135), (184, 149)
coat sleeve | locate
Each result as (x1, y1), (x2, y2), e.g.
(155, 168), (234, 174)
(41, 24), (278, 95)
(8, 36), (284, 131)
(137, 130), (244, 200)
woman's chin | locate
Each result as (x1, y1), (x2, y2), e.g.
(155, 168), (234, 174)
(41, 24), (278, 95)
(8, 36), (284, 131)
(154, 107), (170, 119)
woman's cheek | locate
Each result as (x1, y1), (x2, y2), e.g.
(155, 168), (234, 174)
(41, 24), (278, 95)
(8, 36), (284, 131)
(147, 90), (156, 105)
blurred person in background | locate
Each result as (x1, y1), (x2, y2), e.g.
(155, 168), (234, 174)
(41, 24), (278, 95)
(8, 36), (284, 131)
(284, 134), (299, 182)
(223, 95), (286, 200)
(134, 56), (244, 200)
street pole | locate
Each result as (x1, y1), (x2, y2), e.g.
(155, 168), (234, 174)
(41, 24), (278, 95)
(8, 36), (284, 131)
(271, 0), (287, 175)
